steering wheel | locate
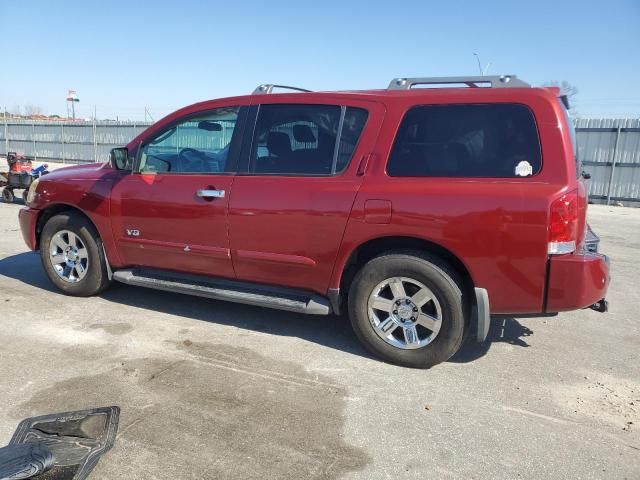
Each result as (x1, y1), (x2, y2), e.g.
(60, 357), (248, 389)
(178, 148), (206, 172)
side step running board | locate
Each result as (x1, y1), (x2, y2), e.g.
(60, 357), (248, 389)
(112, 269), (331, 315)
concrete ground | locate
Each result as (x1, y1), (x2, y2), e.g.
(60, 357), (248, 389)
(0, 201), (638, 480)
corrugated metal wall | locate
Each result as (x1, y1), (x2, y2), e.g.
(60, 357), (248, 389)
(1, 117), (639, 205)
(0, 120), (151, 164)
(576, 119), (640, 205)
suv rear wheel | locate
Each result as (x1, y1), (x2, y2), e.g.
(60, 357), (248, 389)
(40, 212), (111, 296)
(348, 251), (466, 368)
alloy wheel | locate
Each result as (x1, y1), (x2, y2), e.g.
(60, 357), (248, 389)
(367, 276), (443, 349)
(49, 230), (90, 283)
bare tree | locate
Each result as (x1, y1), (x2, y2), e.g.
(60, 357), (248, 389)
(23, 104), (44, 116)
(544, 81), (579, 116)
(9, 104), (21, 116)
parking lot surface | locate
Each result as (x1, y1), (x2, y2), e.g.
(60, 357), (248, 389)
(0, 200), (638, 479)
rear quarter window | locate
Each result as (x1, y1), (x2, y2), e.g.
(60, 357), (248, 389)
(387, 104), (542, 178)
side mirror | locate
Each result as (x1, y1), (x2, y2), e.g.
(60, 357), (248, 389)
(110, 147), (130, 170)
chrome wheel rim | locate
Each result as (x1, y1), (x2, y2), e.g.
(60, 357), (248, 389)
(367, 276), (442, 350)
(49, 230), (89, 283)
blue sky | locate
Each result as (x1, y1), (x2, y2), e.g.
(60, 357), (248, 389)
(2, 0), (639, 120)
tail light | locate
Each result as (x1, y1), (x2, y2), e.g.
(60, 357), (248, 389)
(548, 190), (578, 254)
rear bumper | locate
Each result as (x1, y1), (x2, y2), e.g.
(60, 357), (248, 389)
(18, 207), (39, 251)
(546, 251), (610, 312)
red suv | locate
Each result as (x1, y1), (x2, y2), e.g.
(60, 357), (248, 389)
(19, 75), (610, 368)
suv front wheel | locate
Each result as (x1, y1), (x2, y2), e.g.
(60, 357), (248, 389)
(40, 211), (111, 296)
(348, 251), (466, 368)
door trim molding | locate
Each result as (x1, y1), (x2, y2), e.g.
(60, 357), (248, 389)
(235, 249), (316, 266)
(119, 237), (230, 259)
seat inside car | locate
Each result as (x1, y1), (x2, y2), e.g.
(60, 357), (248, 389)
(291, 124), (333, 174)
(256, 131), (292, 173)
(257, 124), (334, 175)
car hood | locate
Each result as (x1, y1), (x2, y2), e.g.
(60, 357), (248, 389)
(42, 162), (111, 181)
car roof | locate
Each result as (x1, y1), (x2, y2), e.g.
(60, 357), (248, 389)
(129, 77), (560, 148)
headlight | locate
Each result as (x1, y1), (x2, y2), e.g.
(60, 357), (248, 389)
(26, 178), (40, 206)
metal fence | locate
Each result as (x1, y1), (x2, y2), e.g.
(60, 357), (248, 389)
(0, 119), (152, 164)
(1, 117), (639, 205)
(576, 118), (640, 206)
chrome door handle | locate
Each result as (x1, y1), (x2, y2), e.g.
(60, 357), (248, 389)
(197, 189), (225, 199)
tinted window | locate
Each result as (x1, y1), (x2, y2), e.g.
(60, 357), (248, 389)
(387, 104), (541, 178)
(336, 107), (369, 172)
(250, 104), (367, 175)
(139, 107), (240, 174)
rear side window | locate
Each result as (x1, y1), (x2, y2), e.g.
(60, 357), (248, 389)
(335, 107), (369, 172)
(387, 104), (541, 178)
(250, 104), (368, 176)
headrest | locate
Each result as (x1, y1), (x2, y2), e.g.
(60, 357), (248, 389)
(267, 132), (292, 157)
(293, 124), (316, 143)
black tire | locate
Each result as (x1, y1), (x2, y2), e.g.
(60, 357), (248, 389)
(40, 211), (111, 296)
(348, 250), (467, 369)
(2, 188), (14, 203)
(22, 189), (28, 204)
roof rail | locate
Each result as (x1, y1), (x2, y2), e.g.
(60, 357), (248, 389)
(253, 84), (312, 94)
(388, 75), (530, 90)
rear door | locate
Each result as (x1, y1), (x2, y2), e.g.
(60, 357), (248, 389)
(357, 99), (553, 314)
(228, 98), (385, 293)
(110, 104), (247, 278)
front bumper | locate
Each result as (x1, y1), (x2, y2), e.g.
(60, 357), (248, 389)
(18, 207), (39, 251)
(546, 250), (610, 313)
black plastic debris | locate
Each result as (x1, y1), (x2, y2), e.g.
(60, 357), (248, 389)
(0, 443), (54, 479)
(0, 406), (119, 480)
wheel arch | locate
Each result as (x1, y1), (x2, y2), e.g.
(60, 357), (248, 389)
(35, 203), (101, 250)
(333, 235), (476, 312)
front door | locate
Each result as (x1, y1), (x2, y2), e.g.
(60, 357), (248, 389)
(110, 105), (246, 278)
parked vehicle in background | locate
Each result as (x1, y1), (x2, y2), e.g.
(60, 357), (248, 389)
(18, 75), (610, 368)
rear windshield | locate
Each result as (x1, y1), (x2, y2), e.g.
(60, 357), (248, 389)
(387, 104), (542, 178)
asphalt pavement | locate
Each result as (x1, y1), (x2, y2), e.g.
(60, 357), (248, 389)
(0, 200), (638, 479)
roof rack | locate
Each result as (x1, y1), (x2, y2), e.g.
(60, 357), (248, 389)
(253, 84), (312, 94)
(388, 75), (530, 90)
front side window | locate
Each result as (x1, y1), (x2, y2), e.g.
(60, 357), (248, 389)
(387, 104), (541, 178)
(139, 107), (240, 174)
(250, 104), (368, 175)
